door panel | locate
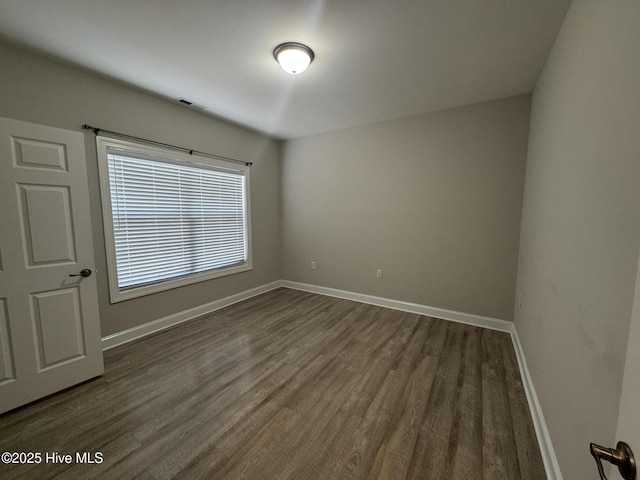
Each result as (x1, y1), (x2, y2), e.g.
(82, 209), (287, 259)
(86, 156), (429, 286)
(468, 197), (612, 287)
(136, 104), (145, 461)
(31, 287), (86, 369)
(18, 184), (77, 266)
(0, 117), (103, 414)
(0, 298), (15, 384)
(12, 136), (69, 171)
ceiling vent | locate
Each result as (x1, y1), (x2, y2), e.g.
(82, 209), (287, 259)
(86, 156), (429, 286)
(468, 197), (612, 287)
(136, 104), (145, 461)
(178, 99), (193, 106)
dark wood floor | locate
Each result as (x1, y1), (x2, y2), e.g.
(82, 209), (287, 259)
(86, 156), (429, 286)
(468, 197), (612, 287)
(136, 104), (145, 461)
(0, 288), (546, 479)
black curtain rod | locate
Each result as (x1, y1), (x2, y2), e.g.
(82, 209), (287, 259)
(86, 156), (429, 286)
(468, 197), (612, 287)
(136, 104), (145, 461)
(82, 124), (252, 166)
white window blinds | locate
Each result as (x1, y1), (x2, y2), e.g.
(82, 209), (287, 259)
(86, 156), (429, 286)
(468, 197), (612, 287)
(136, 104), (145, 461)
(106, 149), (248, 291)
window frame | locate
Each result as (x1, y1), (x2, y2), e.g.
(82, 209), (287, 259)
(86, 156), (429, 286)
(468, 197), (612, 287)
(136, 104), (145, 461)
(96, 136), (252, 303)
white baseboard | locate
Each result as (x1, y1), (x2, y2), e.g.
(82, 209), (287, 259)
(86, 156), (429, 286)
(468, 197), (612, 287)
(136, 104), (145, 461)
(101, 278), (560, 480)
(101, 280), (282, 350)
(510, 324), (563, 480)
(281, 280), (513, 332)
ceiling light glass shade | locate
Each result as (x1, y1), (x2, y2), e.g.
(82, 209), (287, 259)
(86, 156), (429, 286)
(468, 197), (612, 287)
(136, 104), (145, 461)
(273, 42), (315, 74)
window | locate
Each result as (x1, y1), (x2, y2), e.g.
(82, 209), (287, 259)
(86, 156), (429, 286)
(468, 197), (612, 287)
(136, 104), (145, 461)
(96, 136), (251, 303)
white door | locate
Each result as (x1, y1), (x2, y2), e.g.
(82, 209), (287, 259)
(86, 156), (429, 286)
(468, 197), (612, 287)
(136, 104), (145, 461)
(0, 117), (103, 414)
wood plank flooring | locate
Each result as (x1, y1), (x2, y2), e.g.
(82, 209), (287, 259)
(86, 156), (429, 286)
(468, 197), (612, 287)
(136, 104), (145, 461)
(0, 288), (546, 479)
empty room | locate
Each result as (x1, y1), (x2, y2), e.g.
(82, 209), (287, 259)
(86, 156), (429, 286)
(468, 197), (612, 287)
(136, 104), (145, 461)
(0, 1), (639, 479)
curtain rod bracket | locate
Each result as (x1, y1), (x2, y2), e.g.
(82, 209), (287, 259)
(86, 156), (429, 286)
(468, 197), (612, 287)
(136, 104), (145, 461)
(82, 124), (100, 135)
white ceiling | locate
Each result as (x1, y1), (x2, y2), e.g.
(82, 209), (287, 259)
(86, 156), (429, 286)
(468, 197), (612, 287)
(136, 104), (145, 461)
(0, 0), (571, 139)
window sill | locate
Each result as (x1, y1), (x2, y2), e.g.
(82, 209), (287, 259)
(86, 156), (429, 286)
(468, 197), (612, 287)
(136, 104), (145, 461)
(108, 262), (253, 304)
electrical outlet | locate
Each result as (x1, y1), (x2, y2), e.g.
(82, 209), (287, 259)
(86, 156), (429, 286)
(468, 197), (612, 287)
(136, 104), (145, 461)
(376, 269), (383, 278)
(311, 261), (316, 270)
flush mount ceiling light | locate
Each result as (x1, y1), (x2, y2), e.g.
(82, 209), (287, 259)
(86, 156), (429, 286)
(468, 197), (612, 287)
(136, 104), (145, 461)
(273, 42), (315, 74)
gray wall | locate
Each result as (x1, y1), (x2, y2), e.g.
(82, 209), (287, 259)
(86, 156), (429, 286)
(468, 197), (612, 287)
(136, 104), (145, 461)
(0, 40), (282, 336)
(515, 0), (640, 478)
(282, 95), (530, 321)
